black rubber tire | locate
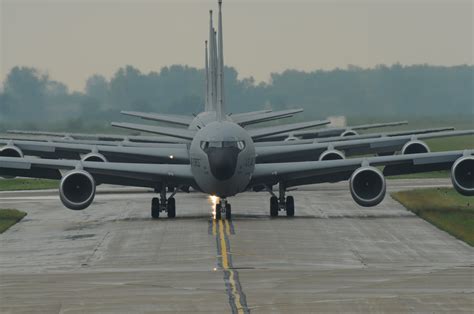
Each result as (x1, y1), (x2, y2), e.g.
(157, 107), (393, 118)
(286, 196), (295, 217)
(215, 204), (222, 220)
(225, 204), (232, 220)
(270, 196), (278, 217)
(167, 197), (176, 218)
(151, 197), (160, 219)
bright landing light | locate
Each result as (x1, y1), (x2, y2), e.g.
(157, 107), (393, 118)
(208, 195), (220, 219)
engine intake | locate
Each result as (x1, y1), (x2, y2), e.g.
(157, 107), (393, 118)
(59, 170), (96, 210)
(350, 167), (386, 207)
(0, 146), (24, 178)
(284, 136), (299, 142)
(319, 149), (345, 161)
(0, 146), (23, 158)
(451, 156), (474, 196)
(401, 140), (430, 155)
(341, 130), (358, 137)
(82, 153), (107, 162)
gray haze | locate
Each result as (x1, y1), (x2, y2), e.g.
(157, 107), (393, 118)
(1, 0), (472, 91)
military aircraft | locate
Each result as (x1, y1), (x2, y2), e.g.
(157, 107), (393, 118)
(1, 0), (472, 221)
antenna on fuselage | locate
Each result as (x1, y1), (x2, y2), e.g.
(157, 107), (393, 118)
(216, 0), (225, 121)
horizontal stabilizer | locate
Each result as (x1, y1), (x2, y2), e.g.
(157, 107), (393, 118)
(111, 122), (196, 140)
(248, 119), (330, 140)
(233, 108), (304, 126)
(120, 111), (193, 126)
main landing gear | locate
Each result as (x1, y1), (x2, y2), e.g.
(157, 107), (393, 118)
(151, 186), (177, 219)
(215, 198), (232, 220)
(268, 183), (295, 217)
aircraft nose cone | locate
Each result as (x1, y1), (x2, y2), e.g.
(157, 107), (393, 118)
(207, 148), (239, 181)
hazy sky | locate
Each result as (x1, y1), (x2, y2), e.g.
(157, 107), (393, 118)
(1, 0), (472, 91)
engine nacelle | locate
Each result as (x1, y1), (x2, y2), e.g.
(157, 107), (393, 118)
(319, 149), (345, 161)
(0, 146), (24, 178)
(401, 140), (430, 155)
(284, 136), (299, 142)
(451, 156), (474, 196)
(349, 166), (386, 207)
(82, 153), (107, 162)
(59, 170), (96, 210)
(341, 130), (358, 137)
(0, 145), (23, 158)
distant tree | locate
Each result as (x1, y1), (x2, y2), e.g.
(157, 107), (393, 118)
(85, 74), (108, 107)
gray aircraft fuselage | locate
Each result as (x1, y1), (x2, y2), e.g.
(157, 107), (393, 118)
(189, 120), (255, 197)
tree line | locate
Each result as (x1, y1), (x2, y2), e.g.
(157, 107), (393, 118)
(0, 64), (472, 130)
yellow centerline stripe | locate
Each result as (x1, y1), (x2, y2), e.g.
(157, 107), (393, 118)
(218, 220), (229, 269)
(217, 220), (246, 314)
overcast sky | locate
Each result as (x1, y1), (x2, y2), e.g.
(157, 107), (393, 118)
(1, 0), (472, 91)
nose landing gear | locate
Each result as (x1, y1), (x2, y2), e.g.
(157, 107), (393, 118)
(151, 186), (177, 219)
(215, 198), (232, 220)
(268, 183), (295, 217)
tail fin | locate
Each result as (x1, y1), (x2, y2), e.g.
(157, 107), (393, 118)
(216, 0), (225, 121)
(208, 10), (218, 113)
(204, 40), (211, 112)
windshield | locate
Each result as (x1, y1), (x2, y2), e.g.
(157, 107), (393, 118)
(200, 141), (246, 151)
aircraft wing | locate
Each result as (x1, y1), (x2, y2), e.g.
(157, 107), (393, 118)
(250, 150), (473, 188)
(233, 109), (304, 126)
(0, 139), (190, 163)
(248, 120), (330, 140)
(111, 122), (196, 140)
(120, 111), (193, 126)
(255, 130), (474, 162)
(6, 130), (189, 144)
(0, 157), (194, 189)
(254, 127), (457, 147)
(256, 121), (409, 141)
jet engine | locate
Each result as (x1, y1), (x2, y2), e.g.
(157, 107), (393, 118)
(401, 140), (430, 155)
(319, 149), (345, 161)
(451, 156), (474, 196)
(59, 170), (96, 210)
(82, 153), (107, 162)
(349, 167), (386, 207)
(0, 145), (23, 158)
(284, 134), (299, 141)
(341, 130), (358, 137)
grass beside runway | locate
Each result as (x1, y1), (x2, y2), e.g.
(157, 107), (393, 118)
(0, 178), (59, 191)
(392, 188), (474, 246)
(0, 209), (27, 233)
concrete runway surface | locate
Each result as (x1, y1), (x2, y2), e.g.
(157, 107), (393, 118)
(0, 179), (472, 313)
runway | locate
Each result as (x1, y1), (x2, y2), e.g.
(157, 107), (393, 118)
(1, 179), (472, 313)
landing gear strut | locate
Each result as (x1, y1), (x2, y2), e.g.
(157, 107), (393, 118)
(268, 183), (295, 217)
(215, 198), (232, 220)
(151, 186), (177, 219)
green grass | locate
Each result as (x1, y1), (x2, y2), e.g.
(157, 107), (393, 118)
(392, 188), (474, 246)
(0, 178), (59, 191)
(0, 209), (27, 233)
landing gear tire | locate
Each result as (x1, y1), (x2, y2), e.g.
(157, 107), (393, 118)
(151, 197), (160, 219)
(270, 196), (279, 217)
(286, 196), (295, 217)
(167, 197), (176, 218)
(225, 204), (232, 220)
(215, 204), (222, 220)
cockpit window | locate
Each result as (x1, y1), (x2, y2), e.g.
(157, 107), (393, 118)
(200, 141), (246, 151)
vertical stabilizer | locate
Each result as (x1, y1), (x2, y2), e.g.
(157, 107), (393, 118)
(216, 0), (225, 121)
(204, 40), (211, 112)
(208, 11), (217, 112)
